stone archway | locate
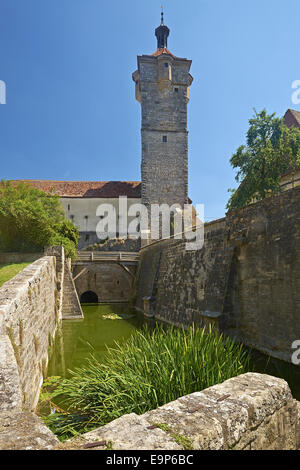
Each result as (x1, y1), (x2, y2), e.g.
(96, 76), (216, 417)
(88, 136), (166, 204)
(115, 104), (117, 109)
(73, 263), (134, 303)
(80, 290), (98, 303)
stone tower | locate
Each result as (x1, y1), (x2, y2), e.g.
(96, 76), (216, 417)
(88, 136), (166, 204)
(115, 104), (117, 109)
(132, 13), (193, 232)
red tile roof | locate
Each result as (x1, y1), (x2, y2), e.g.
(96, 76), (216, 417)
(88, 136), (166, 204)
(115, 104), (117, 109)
(10, 180), (142, 198)
(10, 179), (193, 203)
(283, 109), (300, 176)
(151, 48), (178, 58)
(284, 109), (300, 129)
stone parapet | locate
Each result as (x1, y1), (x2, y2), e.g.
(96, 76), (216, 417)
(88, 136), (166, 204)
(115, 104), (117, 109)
(61, 373), (300, 450)
(0, 255), (59, 410)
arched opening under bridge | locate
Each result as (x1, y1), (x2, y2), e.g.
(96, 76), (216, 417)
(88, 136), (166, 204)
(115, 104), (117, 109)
(80, 290), (98, 303)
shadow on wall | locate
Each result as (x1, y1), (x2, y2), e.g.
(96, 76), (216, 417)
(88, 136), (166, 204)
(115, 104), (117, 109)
(80, 290), (99, 303)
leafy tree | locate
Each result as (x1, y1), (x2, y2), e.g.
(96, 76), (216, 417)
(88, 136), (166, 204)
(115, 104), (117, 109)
(0, 181), (78, 258)
(227, 109), (300, 210)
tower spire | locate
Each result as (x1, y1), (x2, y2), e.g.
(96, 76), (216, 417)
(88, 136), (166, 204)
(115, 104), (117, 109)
(155, 7), (170, 49)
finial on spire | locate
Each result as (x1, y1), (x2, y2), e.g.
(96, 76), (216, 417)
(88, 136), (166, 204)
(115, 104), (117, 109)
(155, 7), (170, 49)
(161, 5), (164, 25)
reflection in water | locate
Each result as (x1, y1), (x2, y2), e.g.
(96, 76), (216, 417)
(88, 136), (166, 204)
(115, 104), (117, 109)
(248, 348), (300, 400)
(47, 303), (151, 378)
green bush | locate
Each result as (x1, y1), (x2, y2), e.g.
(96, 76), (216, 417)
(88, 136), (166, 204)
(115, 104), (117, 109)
(43, 325), (251, 439)
(227, 109), (300, 210)
(0, 181), (78, 259)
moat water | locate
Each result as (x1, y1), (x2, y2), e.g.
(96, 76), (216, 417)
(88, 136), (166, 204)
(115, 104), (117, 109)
(47, 303), (152, 378)
(46, 303), (300, 400)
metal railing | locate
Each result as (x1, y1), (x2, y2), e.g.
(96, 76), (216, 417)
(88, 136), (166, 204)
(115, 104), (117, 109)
(76, 251), (140, 262)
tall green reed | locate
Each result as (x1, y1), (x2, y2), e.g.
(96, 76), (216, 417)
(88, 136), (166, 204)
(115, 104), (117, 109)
(42, 324), (251, 439)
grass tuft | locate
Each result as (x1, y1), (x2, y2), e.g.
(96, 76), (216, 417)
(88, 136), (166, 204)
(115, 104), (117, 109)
(42, 324), (251, 440)
(0, 263), (30, 287)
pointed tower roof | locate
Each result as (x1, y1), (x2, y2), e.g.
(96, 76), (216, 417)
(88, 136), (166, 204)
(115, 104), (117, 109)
(155, 8), (170, 48)
(151, 8), (176, 58)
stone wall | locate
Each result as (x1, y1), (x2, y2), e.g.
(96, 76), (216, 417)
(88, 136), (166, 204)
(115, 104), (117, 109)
(0, 252), (42, 263)
(135, 217), (228, 326)
(73, 262), (135, 303)
(61, 373), (300, 450)
(0, 255), (62, 411)
(62, 261), (84, 319)
(224, 186), (300, 363)
(133, 53), (193, 220)
(0, 246), (83, 449)
(83, 237), (141, 253)
(135, 187), (300, 363)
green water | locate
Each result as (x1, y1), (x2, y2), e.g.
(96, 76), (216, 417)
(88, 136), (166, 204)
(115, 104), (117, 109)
(47, 303), (150, 378)
(46, 305), (300, 400)
(248, 348), (300, 400)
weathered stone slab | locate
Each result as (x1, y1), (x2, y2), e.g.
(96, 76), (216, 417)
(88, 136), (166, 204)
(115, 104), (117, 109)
(0, 335), (22, 412)
(63, 373), (300, 450)
(60, 413), (181, 450)
(0, 410), (59, 450)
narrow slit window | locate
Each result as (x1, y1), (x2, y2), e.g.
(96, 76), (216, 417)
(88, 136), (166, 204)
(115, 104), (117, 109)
(163, 135), (167, 143)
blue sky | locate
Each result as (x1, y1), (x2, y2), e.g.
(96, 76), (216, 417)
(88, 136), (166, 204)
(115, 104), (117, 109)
(0, 0), (299, 220)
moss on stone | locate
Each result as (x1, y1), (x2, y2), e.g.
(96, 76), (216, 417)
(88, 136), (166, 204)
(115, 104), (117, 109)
(153, 422), (194, 450)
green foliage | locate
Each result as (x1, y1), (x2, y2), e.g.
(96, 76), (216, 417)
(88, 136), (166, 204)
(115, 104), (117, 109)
(170, 432), (194, 450)
(42, 325), (251, 439)
(154, 422), (171, 432)
(0, 181), (78, 258)
(105, 440), (114, 450)
(227, 109), (300, 210)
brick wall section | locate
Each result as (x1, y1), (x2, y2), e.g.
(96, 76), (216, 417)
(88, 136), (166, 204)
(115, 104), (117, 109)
(136, 187), (300, 363)
(0, 255), (61, 411)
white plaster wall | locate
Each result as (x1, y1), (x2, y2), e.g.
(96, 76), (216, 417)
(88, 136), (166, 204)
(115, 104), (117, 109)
(60, 197), (141, 237)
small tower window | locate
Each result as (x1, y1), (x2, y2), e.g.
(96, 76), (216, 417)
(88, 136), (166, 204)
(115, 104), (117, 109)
(164, 62), (169, 68)
(67, 204), (70, 211)
(174, 87), (179, 93)
(163, 135), (167, 143)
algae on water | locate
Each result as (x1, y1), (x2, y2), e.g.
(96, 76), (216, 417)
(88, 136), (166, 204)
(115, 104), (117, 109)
(101, 313), (135, 320)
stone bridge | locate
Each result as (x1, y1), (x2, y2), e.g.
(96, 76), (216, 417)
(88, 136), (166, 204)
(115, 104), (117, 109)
(72, 251), (139, 304)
